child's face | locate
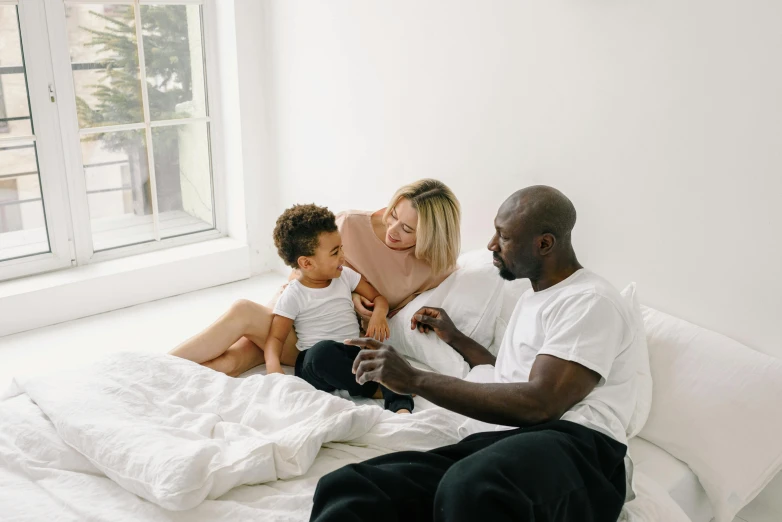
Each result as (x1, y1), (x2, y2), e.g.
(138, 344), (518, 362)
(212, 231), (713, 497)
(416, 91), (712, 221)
(302, 230), (345, 279)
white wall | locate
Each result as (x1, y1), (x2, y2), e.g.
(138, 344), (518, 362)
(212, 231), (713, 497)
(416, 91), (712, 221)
(213, 0), (280, 274)
(263, 0), (782, 362)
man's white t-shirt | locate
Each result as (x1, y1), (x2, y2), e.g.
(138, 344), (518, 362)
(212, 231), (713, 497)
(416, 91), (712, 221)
(493, 269), (639, 446)
(273, 267), (362, 351)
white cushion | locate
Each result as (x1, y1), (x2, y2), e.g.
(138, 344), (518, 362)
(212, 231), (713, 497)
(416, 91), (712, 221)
(620, 283), (653, 438)
(387, 250), (504, 377)
(638, 306), (782, 522)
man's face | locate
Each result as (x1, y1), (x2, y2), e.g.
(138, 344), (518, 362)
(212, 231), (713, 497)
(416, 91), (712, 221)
(487, 199), (541, 281)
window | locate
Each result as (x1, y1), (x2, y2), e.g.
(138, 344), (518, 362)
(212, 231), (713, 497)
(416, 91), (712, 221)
(0, 3), (50, 263)
(0, 0), (222, 281)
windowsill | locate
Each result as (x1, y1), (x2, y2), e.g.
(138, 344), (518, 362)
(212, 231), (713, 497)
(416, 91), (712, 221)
(0, 237), (252, 337)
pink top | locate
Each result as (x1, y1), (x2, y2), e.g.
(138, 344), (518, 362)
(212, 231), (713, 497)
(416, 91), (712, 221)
(336, 210), (452, 314)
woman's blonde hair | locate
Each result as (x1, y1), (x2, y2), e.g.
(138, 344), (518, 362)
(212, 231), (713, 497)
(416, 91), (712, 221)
(384, 179), (461, 275)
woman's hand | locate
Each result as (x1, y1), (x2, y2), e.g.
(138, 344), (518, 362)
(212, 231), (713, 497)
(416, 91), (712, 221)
(352, 293), (375, 320)
(366, 316), (390, 342)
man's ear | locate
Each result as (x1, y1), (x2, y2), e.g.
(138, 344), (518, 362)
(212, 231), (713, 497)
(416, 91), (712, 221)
(297, 256), (314, 271)
(538, 233), (556, 256)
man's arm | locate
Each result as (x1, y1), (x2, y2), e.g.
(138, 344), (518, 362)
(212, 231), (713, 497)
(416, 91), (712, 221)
(347, 339), (600, 427)
(410, 307), (496, 367)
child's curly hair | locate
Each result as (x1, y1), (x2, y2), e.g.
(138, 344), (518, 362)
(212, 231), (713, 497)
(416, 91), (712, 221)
(273, 204), (338, 268)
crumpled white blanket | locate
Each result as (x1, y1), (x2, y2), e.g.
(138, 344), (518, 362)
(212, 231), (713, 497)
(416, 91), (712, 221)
(0, 352), (691, 521)
(4, 352), (462, 511)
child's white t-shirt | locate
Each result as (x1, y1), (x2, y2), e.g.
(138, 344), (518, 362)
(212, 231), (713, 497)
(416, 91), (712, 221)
(273, 267), (362, 351)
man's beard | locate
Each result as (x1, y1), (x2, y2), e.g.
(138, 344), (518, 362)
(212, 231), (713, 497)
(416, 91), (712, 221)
(494, 255), (516, 281)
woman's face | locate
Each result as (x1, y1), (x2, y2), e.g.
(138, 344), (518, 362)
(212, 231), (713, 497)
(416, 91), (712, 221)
(385, 198), (418, 250)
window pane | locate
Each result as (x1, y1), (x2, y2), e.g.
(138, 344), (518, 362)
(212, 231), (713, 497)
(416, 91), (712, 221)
(81, 130), (155, 251)
(66, 4), (144, 128)
(0, 6), (23, 65)
(141, 5), (207, 121)
(0, 6), (33, 137)
(0, 144), (49, 261)
(152, 123), (214, 239)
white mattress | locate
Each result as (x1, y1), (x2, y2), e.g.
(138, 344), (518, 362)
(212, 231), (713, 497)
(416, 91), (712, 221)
(629, 437), (713, 522)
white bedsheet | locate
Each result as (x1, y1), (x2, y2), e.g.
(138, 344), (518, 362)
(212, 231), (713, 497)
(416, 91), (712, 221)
(0, 353), (691, 521)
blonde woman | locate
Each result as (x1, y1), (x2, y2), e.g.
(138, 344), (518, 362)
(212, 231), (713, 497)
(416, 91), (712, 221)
(169, 179), (461, 380)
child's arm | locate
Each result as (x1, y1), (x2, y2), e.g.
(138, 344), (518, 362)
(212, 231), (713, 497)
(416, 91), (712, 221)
(354, 277), (390, 341)
(263, 315), (294, 374)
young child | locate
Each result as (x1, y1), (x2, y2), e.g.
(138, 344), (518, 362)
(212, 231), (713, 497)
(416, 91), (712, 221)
(264, 203), (414, 414)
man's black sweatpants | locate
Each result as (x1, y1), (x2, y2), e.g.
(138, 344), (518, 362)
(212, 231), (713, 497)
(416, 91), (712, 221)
(310, 419), (627, 522)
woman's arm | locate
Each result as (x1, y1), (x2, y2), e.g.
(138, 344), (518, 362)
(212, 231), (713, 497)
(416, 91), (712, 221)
(263, 315), (294, 374)
(352, 293), (375, 320)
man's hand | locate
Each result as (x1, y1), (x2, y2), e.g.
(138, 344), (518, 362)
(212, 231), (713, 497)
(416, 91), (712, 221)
(410, 307), (461, 345)
(411, 307), (496, 368)
(352, 293), (374, 320)
(345, 338), (420, 395)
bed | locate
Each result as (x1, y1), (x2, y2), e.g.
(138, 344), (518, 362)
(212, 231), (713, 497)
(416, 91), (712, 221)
(0, 355), (690, 522)
(1, 251), (780, 522)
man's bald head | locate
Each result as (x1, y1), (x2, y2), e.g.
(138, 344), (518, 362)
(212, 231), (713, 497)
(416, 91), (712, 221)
(489, 186), (580, 283)
(503, 186), (577, 245)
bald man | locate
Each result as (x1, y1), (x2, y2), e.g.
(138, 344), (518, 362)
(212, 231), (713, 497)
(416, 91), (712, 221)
(309, 186), (642, 522)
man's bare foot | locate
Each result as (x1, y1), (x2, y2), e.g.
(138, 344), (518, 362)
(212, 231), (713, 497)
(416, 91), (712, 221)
(396, 409), (411, 414)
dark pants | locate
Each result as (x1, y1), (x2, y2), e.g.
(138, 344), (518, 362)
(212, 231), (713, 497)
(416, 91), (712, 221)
(295, 340), (414, 413)
(310, 420), (627, 522)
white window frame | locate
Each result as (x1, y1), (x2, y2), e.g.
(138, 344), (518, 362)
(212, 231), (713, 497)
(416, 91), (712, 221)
(0, 0), (74, 280)
(0, 0), (227, 281)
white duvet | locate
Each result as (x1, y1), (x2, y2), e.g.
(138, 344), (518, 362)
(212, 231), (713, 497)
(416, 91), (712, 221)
(0, 352), (690, 521)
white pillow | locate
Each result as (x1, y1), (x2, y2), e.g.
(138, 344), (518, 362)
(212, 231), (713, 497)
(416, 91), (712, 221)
(387, 250), (504, 377)
(638, 305), (782, 522)
(619, 283), (653, 439)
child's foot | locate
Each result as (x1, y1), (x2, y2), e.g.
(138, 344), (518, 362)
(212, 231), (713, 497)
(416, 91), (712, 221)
(396, 409), (411, 414)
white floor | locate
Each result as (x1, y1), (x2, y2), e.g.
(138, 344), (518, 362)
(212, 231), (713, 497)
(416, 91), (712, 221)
(0, 272), (777, 522)
(0, 272), (286, 390)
